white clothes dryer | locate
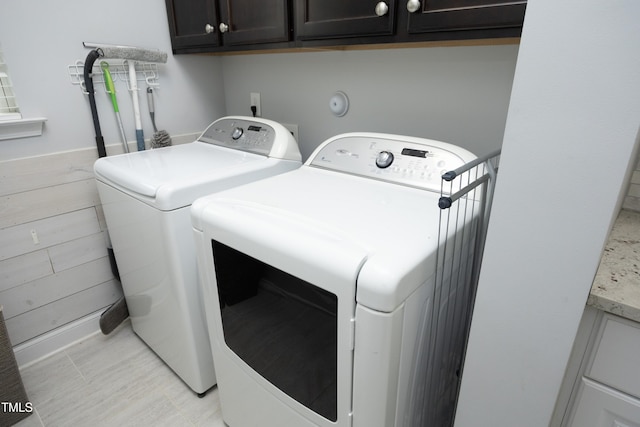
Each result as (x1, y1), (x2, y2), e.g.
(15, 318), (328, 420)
(94, 116), (301, 395)
(191, 133), (478, 425)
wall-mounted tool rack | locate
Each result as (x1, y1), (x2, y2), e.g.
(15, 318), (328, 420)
(68, 59), (160, 94)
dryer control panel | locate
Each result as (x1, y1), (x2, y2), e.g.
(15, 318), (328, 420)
(307, 133), (477, 192)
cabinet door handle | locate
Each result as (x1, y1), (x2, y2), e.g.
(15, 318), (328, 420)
(375, 1), (389, 16)
(219, 22), (229, 33)
(205, 24), (215, 34)
(407, 0), (421, 13)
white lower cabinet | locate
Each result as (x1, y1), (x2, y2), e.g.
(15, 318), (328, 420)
(571, 378), (640, 427)
(558, 310), (640, 427)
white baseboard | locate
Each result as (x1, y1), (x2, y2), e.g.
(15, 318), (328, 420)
(14, 310), (103, 368)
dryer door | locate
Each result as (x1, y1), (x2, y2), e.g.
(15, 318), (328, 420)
(198, 199), (368, 426)
(213, 241), (339, 420)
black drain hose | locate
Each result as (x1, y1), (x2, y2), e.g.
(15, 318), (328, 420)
(83, 49), (107, 158)
(83, 48), (129, 334)
(83, 49), (121, 281)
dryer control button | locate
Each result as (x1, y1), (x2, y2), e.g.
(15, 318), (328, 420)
(375, 151), (394, 169)
(231, 127), (244, 140)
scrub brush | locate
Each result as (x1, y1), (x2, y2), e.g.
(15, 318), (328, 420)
(147, 87), (172, 148)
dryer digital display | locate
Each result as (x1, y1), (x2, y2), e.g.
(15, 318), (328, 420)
(401, 148), (428, 158)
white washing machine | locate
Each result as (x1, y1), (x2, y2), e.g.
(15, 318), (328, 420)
(94, 116), (301, 395)
(191, 133), (478, 425)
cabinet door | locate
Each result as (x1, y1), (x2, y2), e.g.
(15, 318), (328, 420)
(570, 378), (640, 427)
(406, 0), (526, 34)
(295, 0), (396, 40)
(218, 0), (291, 46)
(165, 0), (220, 50)
(588, 315), (640, 399)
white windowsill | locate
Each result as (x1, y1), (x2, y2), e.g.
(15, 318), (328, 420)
(0, 117), (47, 141)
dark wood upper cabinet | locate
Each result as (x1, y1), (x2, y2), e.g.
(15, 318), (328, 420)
(218, 0), (292, 46)
(405, 0), (527, 34)
(166, 0), (292, 53)
(295, 0), (396, 41)
(165, 0), (220, 50)
(165, 0), (526, 53)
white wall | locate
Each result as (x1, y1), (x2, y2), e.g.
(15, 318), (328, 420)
(221, 44), (519, 160)
(0, 0), (226, 161)
(455, 1), (640, 426)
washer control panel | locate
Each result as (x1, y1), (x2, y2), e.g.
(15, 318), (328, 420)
(199, 118), (276, 156)
(308, 133), (477, 192)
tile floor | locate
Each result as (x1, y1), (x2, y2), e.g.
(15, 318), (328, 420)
(13, 320), (225, 427)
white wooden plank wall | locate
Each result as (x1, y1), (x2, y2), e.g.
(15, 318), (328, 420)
(0, 147), (122, 347)
(0, 134), (198, 350)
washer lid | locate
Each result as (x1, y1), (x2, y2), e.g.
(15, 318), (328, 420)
(94, 142), (268, 209)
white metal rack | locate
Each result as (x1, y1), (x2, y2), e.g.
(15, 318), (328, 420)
(414, 149), (501, 426)
(68, 59), (160, 94)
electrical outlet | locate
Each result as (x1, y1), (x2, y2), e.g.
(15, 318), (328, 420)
(282, 123), (298, 141)
(250, 92), (261, 117)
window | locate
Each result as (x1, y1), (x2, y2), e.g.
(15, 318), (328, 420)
(0, 43), (21, 121)
(0, 42), (46, 140)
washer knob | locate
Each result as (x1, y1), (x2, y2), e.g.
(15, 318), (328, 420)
(376, 151), (394, 168)
(231, 127), (243, 140)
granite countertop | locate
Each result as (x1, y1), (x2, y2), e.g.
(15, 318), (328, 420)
(587, 209), (640, 323)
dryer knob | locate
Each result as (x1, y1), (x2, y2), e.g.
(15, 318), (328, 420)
(231, 127), (244, 140)
(376, 151), (394, 168)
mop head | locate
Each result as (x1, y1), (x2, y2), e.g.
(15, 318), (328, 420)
(151, 130), (172, 148)
(99, 297), (129, 335)
(99, 46), (167, 63)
